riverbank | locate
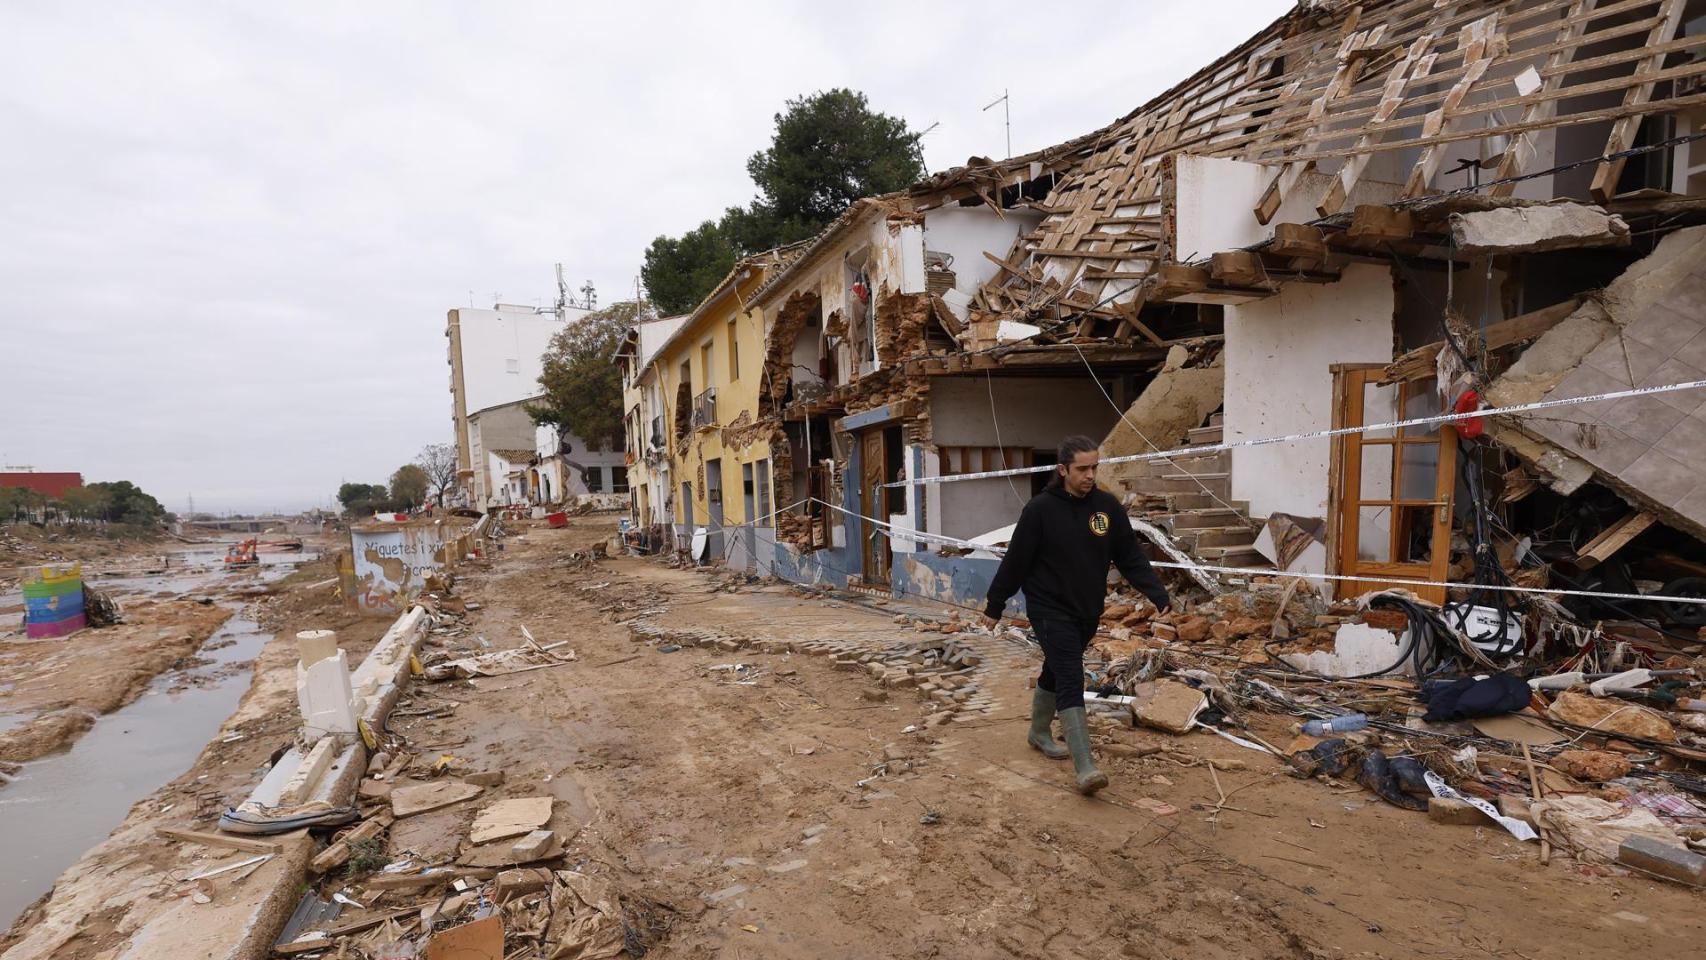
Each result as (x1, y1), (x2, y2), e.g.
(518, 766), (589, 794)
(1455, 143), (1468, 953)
(1, 538), (329, 766)
(0, 553), (371, 950)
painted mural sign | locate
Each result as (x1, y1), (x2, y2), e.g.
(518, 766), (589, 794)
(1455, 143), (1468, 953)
(342, 520), (473, 614)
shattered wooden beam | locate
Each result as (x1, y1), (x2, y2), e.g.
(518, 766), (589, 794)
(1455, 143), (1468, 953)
(1577, 511), (1657, 568)
(1268, 222), (1328, 260)
(1489, 0), (1597, 196)
(1209, 250), (1270, 288)
(1344, 204), (1416, 244)
(1381, 297), (1583, 382)
(1589, 0), (1688, 203)
(1319, 30), (1442, 217)
(1403, 12), (1504, 198)
(1146, 263), (1211, 301)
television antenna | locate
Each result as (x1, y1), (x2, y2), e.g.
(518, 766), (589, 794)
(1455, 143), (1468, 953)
(983, 89), (1011, 158)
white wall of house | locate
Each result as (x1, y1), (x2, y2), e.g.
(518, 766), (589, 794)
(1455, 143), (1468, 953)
(533, 421), (627, 499)
(456, 305), (588, 417)
(927, 376), (1123, 540)
(1225, 263), (1396, 521)
(1174, 154), (1407, 258)
(922, 207), (1045, 295)
(487, 450), (526, 506)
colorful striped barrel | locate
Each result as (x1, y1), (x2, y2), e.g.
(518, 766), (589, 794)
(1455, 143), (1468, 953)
(22, 563), (86, 638)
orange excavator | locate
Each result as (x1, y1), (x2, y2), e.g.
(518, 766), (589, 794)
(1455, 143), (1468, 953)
(224, 538), (259, 567)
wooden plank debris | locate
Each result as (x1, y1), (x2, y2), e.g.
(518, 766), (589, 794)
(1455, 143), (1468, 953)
(308, 817), (388, 874)
(1381, 298), (1582, 382)
(468, 796), (554, 845)
(1576, 511), (1657, 568)
(157, 827), (284, 855)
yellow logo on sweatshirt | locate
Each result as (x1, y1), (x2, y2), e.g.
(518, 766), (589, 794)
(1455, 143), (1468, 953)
(1089, 512), (1110, 536)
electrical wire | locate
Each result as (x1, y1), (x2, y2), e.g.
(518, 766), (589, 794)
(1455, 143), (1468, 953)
(984, 368), (1028, 507)
(1068, 340), (1254, 526)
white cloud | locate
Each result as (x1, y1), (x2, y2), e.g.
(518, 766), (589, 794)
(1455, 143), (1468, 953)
(0, 0), (1292, 513)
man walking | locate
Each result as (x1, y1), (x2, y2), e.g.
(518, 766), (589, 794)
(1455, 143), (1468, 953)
(982, 435), (1170, 794)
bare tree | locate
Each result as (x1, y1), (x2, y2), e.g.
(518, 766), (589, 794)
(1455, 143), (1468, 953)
(416, 443), (459, 506)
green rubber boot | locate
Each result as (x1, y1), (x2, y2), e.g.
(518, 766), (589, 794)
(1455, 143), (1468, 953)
(1059, 707), (1109, 795)
(1027, 688), (1069, 760)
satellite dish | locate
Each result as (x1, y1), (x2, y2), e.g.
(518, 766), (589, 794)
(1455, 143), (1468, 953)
(691, 526), (709, 562)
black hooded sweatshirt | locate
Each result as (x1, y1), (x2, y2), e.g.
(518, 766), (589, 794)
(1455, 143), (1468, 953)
(984, 484), (1169, 624)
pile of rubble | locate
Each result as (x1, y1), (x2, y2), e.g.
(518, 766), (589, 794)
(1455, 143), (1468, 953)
(269, 753), (658, 959)
(1071, 574), (1706, 887)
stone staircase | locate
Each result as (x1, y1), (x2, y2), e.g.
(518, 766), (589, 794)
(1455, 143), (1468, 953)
(1116, 414), (1273, 571)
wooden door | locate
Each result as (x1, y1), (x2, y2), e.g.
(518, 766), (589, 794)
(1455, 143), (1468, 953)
(859, 429), (889, 585)
(1333, 367), (1457, 604)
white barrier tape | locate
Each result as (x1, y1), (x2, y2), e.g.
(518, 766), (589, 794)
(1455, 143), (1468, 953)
(805, 498), (1706, 607)
(1154, 559), (1706, 607)
(886, 376), (1706, 487)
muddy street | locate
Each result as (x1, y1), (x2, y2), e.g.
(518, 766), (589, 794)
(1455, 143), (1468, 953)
(349, 516), (1702, 959)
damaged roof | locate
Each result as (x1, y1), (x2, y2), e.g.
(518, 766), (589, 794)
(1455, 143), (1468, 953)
(974, 0), (1706, 324)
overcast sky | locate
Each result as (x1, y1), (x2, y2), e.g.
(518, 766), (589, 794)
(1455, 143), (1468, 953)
(0, 1), (1292, 514)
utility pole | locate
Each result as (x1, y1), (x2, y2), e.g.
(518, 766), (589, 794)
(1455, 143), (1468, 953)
(983, 89), (1011, 158)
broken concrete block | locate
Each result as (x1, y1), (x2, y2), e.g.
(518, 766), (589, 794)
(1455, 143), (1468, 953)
(1131, 680), (1208, 734)
(509, 829), (557, 862)
(1552, 749), (1632, 783)
(1450, 203), (1630, 255)
(1618, 835), (1706, 886)
(464, 770), (506, 787)
(296, 631), (358, 740)
(703, 882), (749, 905)
(1174, 617), (1210, 643)
(1281, 623), (1409, 678)
(1427, 797), (1489, 826)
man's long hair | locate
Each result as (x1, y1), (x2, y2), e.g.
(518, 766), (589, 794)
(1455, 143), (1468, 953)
(1048, 435), (1100, 488)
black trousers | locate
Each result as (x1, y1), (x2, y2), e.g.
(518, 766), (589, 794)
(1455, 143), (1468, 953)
(1033, 615), (1097, 712)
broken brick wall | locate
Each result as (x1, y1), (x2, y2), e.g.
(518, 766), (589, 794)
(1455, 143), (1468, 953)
(873, 289), (932, 364)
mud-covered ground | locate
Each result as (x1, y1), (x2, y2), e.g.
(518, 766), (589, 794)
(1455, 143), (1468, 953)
(7, 516), (1703, 959)
(353, 516), (1706, 959)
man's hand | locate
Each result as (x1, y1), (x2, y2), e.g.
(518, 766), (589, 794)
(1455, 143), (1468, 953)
(981, 614), (1000, 630)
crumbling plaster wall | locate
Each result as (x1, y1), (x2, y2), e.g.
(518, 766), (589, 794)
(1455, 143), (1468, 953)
(1225, 262), (1397, 520)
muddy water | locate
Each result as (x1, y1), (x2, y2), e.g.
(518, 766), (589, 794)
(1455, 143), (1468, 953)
(0, 614), (270, 926)
(0, 552), (313, 928)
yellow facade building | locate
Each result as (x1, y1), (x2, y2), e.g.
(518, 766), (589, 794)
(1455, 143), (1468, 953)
(646, 250), (789, 563)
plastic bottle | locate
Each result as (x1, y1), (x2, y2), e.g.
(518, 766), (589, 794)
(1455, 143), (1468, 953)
(1302, 713), (1369, 736)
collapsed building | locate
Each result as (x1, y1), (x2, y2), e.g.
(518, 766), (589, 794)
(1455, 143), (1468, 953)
(647, 0), (1706, 630)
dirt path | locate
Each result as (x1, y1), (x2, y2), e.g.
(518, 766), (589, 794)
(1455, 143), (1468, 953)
(375, 517), (1705, 959)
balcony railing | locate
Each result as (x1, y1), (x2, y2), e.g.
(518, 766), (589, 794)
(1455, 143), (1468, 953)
(692, 387), (718, 429)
